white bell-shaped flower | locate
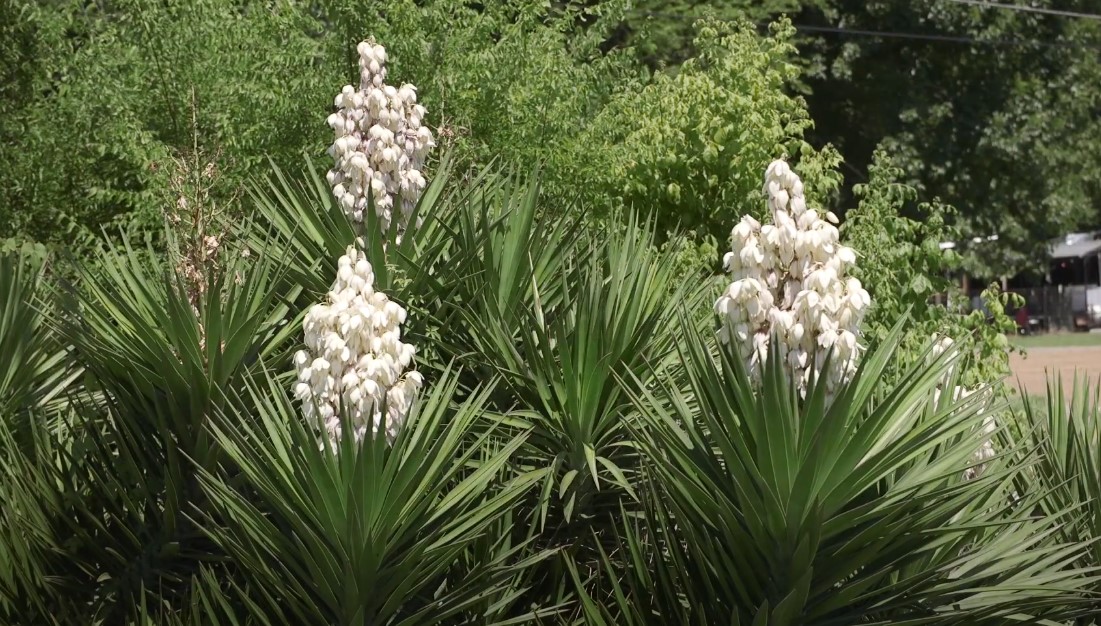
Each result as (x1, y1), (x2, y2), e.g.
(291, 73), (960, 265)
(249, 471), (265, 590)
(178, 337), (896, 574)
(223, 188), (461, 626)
(294, 245), (423, 449)
(326, 38), (437, 241)
(716, 159), (872, 399)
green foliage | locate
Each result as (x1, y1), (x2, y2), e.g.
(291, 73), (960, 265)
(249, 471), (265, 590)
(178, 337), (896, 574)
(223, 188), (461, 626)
(1008, 373), (1101, 607)
(0, 247), (76, 432)
(843, 150), (1020, 388)
(364, 0), (640, 203)
(249, 158), (711, 604)
(7, 0), (1098, 278)
(805, 0), (1101, 276)
(2, 1), (844, 265)
(620, 0), (829, 68)
(3, 162), (1100, 623)
(0, 0), (330, 243)
(843, 151), (958, 341)
(4, 3), (1101, 618)
(0, 238), (48, 264)
(579, 17), (843, 241)
(579, 317), (1096, 623)
(957, 283), (1024, 388)
(0, 0), (641, 249)
(198, 369), (546, 625)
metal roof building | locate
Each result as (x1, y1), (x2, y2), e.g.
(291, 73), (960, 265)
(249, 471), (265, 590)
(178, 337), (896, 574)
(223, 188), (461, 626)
(1051, 233), (1101, 259)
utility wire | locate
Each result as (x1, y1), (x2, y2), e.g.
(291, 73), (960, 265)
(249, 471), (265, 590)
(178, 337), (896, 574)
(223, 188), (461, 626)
(792, 23), (1101, 50)
(630, 11), (1101, 50)
(942, 0), (1101, 22)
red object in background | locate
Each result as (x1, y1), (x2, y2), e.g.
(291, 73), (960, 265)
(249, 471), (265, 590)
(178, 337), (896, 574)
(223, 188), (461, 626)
(1015, 304), (1029, 332)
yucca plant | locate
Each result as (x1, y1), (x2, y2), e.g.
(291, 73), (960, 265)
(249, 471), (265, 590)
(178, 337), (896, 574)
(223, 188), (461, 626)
(146, 156), (574, 620)
(125, 565), (248, 626)
(1007, 374), (1101, 624)
(247, 157), (681, 521)
(572, 315), (1098, 624)
(0, 229), (298, 623)
(194, 365), (549, 625)
(0, 248), (79, 434)
(243, 154), (454, 301)
(244, 156), (570, 382)
(457, 216), (704, 510)
(0, 411), (64, 621)
(389, 169), (714, 596)
(1, 159), (576, 622)
(0, 247), (82, 621)
(14, 146), (1099, 625)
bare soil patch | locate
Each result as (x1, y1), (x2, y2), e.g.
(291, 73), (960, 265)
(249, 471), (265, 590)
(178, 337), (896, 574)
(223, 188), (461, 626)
(1007, 346), (1101, 394)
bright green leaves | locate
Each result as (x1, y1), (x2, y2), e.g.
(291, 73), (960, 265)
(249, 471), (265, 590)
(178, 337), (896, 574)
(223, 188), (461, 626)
(842, 150), (1022, 390)
(606, 314), (1097, 624)
(578, 17), (836, 243)
(3, 157), (1099, 624)
(197, 368), (545, 625)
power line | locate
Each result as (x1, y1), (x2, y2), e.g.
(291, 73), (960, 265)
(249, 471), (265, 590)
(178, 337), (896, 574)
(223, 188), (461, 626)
(792, 23), (1101, 50)
(630, 11), (1101, 51)
(942, 0), (1101, 22)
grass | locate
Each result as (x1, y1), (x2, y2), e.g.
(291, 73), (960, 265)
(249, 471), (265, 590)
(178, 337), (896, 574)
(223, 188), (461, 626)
(1009, 332), (1101, 350)
(1004, 391), (1047, 417)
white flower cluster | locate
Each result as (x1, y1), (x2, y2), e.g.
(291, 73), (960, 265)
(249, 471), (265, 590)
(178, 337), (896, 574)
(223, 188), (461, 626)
(715, 160), (871, 396)
(930, 336), (996, 480)
(326, 39), (435, 238)
(293, 245), (423, 448)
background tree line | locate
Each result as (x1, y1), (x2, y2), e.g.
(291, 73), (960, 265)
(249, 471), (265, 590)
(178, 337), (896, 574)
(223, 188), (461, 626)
(2, 0), (1100, 277)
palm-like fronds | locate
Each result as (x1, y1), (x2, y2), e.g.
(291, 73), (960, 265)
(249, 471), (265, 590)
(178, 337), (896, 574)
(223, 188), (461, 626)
(0, 248), (79, 432)
(196, 366), (547, 625)
(245, 157), (372, 299)
(6, 155), (1100, 625)
(488, 219), (707, 522)
(1, 231), (297, 622)
(0, 415), (65, 622)
(1009, 374), (1101, 604)
(0, 248), (84, 622)
(593, 315), (1097, 624)
(395, 163), (584, 387)
(423, 203), (713, 618)
(59, 228), (292, 464)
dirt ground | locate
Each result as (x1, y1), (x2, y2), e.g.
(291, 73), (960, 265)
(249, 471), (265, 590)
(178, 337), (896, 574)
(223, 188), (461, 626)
(1008, 346), (1101, 394)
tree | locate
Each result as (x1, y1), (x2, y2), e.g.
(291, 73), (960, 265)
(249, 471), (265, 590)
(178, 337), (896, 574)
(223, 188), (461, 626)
(801, 0), (1101, 276)
(613, 0), (826, 68)
(0, 0), (333, 246)
(0, 0), (639, 249)
(575, 18), (842, 244)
